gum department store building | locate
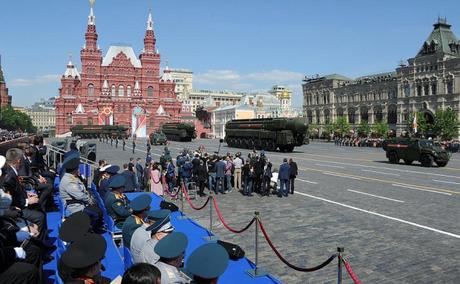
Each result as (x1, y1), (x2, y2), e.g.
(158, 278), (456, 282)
(55, 1), (181, 136)
(303, 18), (460, 138)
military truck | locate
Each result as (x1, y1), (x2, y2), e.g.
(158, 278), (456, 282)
(225, 118), (308, 152)
(382, 138), (450, 167)
(149, 131), (168, 145)
(70, 125), (128, 139)
(161, 122), (196, 142)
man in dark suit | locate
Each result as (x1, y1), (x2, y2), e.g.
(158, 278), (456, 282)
(288, 158), (298, 195)
(278, 158), (290, 197)
(3, 148), (47, 239)
(135, 158), (144, 191)
(215, 156), (226, 194)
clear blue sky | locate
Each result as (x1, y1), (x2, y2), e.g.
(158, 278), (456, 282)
(0, 0), (458, 107)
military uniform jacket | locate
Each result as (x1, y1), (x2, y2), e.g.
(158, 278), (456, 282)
(138, 238), (159, 264)
(130, 224), (151, 263)
(104, 192), (131, 228)
(122, 215), (144, 248)
(59, 173), (91, 215)
(155, 261), (190, 284)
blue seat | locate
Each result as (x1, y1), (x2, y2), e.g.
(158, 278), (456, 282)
(123, 246), (134, 270)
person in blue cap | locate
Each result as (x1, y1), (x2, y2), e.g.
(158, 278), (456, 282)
(122, 194), (152, 247)
(97, 165), (120, 199)
(138, 212), (174, 264)
(104, 174), (131, 229)
(153, 232), (190, 284)
(186, 243), (229, 284)
(130, 209), (171, 264)
(59, 155), (94, 215)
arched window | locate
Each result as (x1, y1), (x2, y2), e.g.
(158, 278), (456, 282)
(348, 108), (356, 124)
(447, 81), (453, 94)
(404, 84), (410, 97)
(387, 105), (397, 124)
(127, 85), (132, 96)
(147, 86), (154, 97)
(118, 85), (124, 97)
(111, 85), (116, 96)
(87, 84), (94, 96)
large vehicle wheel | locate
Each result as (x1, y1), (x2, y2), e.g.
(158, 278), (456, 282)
(420, 154), (434, 167)
(388, 151), (399, 164)
(436, 161), (448, 167)
(286, 145), (294, 152)
(404, 159), (413, 165)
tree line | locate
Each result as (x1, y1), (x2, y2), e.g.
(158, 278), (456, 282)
(0, 106), (36, 133)
(309, 108), (459, 140)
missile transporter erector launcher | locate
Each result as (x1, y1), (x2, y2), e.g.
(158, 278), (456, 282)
(70, 125), (129, 139)
(161, 122), (196, 142)
(225, 118), (308, 152)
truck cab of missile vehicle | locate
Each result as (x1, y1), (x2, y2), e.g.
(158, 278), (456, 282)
(382, 137), (450, 167)
(150, 131), (168, 145)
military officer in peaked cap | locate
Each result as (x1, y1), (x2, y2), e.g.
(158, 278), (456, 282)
(186, 243), (229, 284)
(104, 174), (131, 229)
(59, 155), (94, 215)
(154, 232), (190, 284)
(138, 211), (174, 264)
(59, 234), (111, 284)
(130, 209), (171, 263)
(97, 165), (120, 199)
(122, 194), (152, 247)
(59, 211), (91, 244)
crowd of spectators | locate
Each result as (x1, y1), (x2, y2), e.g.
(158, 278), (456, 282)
(0, 129), (28, 143)
(334, 137), (385, 148)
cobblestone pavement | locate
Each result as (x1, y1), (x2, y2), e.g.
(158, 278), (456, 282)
(50, 137), (460, 283)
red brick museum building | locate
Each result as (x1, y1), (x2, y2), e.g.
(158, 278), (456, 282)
(55, 2), (181, 136)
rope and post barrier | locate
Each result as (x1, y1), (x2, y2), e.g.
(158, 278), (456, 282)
(337, 247), (344, 284)
(342, 257), (361, 284)
(212, 197), (256, 234)
(203, 193), (218, 241)
(246, 211), (268, 277)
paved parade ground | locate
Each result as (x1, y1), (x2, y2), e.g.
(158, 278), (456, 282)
(73, 138), (460, 283)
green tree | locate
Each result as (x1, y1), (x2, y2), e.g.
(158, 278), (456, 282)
(406, 111), (430, 136)
(323, 121), (335, 140)
(357, 120), (371, 137)
(372, 121), (389, 138)
(308, 122), (319, 138)
(434, 108), (459, 140)
(0, 107), (36, 133)
(333, 116), (351, 137)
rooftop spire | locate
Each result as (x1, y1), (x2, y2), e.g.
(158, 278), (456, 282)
(88, 0), (96, 26)
(0, 54), (4, 83)
(147, 9), (153, 31)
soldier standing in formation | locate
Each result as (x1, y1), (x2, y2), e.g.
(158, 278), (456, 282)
(146, 137), (151, 153)
(104, 175), (131, 229)
(122, 137), (126, 151)
(110, 136), (113, 146)
(132, 135), (137, 154)
(115, 136), (119, 148)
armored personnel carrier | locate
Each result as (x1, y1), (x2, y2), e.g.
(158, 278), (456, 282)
(224, 118), (308, 152)
(161, 122), (196, 142)
(382, 137), (450, 167)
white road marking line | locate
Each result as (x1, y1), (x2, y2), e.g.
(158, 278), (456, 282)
(432, 179), (460, 186)
(294, 191), (460, 239)
(297, 178), (318, 184)
(315, 163), (345, 169)
(322, 172), (362, 180)
(347, 189), (405, 203)
(361, 169), (400, 176)
(391, 183), (452, 196)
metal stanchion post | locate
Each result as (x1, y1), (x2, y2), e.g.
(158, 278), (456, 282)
(247, 212), (267, 277)
(337, 247), (344, 284)
(53, 151), (57, 169)
(203, 194), (218, 241)
(177, 182), (188, 220)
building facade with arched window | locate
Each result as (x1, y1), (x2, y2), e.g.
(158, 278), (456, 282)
(55, 2), (181, 136)
(302, 18), (460, 138)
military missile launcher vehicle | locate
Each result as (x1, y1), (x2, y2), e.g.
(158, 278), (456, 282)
(161, 122), (196, 142)
(382, 137), (450, 167)
(225, 118), (308, 152)
(149, 131), (168, 145)
(70, 125), (128, 139)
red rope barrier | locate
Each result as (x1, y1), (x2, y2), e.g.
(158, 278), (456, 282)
(257, 218), (337, 272)
(342, 258), (362, 284)
(182, 183), (210, 210)
(211, 197), (256, 234)
(162, 175), (180, 198)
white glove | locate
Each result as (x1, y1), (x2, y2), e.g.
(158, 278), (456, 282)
(14, 247), (26, 259)
(15, 230), (31, 242)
